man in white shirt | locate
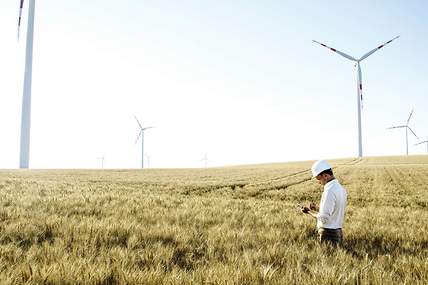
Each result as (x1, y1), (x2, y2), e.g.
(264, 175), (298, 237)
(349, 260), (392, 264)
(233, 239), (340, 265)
(301, 160), (347, 245)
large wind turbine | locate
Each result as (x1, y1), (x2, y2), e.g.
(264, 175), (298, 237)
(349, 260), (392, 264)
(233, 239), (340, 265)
(313, 36), (400, 158)
(415, 139), (428, 154)
(387, 109), (419, 155)
(134, 116), (153, 169)
(18, 0), (36, 168)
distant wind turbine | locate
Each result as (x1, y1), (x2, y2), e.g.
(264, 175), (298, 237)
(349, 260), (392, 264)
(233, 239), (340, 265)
(415, 139), (428, 154)
(387, 109), (419, 155)
(134, 116), (153, 169)
(97, 156), (105, 169)
(18, 0), (36, 168)
(313, 36), (400, 158)
(199, 153), (210, 168)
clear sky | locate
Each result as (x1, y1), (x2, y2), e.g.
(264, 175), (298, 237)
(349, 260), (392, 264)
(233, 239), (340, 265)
(0, 0), (427, 169)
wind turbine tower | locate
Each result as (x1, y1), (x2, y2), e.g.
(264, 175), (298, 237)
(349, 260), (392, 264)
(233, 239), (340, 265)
(18, 0), (36, 168)
(134, 116), (153, 169)
(313, 36), (399, 158)
(97, 156), (105, 169)
(145, 154), (151, 168)
(387, 109), (419, 155)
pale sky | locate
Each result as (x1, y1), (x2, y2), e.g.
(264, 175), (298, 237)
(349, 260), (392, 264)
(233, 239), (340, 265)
(0, 1), (427, 169)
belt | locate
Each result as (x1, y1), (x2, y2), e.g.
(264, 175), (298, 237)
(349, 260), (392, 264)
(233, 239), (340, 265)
(320, 228), (341, 230)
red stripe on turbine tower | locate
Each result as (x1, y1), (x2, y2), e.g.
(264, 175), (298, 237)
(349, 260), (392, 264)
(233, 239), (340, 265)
(18, 0), (25, 40)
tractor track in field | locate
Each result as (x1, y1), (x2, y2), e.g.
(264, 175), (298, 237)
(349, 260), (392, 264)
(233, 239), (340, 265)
(243, 158), (364, 192)
(251, 158), (361, 185)
(179, 158), (365, 194)
(256, 177), (313, 192)
(244, 158), (363, 192)
(338, 157), (363, 166)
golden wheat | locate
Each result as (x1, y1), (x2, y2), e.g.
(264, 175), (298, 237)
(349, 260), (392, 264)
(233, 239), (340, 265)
(0, 156), (427, 284)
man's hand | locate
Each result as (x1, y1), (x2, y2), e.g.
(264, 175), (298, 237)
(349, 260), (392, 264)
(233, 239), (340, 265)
(299, 203), (319, 218)
(301, 206), (310, 214)
(309, 202), (318, 211)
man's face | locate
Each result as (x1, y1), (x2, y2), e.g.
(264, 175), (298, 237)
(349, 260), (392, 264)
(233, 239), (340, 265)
(315, 174), (329, 186)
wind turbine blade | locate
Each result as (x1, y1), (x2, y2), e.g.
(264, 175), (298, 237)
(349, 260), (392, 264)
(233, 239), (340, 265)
(407, 127), (419, 140)
(406, 109), (414, 125)
(359, 36), (400, 61)
(134, 130), (142, 144)
(312, 40), (357, 61)
(18, 0), (25, 40)
(134, 116), (143, 129)
(142, 126), (154, 131)
(415, 141), (428, 146)
(386, 125), (406, 129)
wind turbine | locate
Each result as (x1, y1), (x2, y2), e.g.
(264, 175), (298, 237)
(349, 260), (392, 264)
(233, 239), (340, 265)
(199, 153), (210, 168)
(415, 139), (428, 154)
(387, 109), (419, 155)
(134, 116), (153, 169)
(97, 156), (105, 169)
(18, 0), (36, 168)
(313, 36), (400, 158)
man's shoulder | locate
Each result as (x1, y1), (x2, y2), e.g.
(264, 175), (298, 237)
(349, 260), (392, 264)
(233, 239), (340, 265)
(326, 179), (346, 192)
(332, 180), (347, 197)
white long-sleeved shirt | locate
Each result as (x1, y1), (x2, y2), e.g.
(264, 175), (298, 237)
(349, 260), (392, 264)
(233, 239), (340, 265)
(316, 179), (347, 229)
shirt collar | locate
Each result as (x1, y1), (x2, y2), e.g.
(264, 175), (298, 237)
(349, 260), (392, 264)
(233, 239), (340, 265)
(324, 178), (337, 190)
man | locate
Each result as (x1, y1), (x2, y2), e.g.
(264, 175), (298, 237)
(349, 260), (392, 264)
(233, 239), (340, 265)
(301, 160), (347, 246)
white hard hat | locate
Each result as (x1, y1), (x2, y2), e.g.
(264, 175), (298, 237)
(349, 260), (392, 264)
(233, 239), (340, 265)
(311, 160), (331, 178)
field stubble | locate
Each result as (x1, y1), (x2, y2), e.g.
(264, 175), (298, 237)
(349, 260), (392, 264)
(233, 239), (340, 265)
(0, 156), (428, 284)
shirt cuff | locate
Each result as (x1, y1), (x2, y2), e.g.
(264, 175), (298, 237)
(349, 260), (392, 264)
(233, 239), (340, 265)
(316, 213), (329, 224)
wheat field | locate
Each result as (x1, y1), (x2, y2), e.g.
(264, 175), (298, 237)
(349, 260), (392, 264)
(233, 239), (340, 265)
(0, 156), (427, 284)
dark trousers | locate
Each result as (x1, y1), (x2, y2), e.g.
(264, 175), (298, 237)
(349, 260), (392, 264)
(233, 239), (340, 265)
(318, 228), (343, 245)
